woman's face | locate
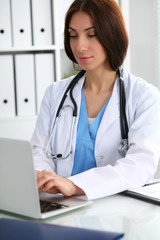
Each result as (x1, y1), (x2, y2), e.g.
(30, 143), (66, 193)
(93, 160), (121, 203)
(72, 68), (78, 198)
(68, 11), (109, 72)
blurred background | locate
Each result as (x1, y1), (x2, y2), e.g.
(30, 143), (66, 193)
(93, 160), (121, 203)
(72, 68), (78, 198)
(0, 0), (159, 140)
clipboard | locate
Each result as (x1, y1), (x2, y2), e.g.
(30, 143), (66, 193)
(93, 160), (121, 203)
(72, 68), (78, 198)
(120, 181), (160, 206)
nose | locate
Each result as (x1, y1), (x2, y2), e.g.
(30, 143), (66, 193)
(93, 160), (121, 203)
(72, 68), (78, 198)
(76, 36), (88, 52)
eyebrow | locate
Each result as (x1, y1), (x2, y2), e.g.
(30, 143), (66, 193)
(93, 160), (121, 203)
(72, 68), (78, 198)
(68, 27), (95, 32)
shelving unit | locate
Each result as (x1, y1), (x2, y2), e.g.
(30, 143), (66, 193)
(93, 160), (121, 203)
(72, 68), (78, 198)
(0, 0), (74, 140)
(0, 0), (130, 140)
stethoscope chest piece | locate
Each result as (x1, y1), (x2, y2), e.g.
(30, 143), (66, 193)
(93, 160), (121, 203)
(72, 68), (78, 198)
(118, 139), (128, 157)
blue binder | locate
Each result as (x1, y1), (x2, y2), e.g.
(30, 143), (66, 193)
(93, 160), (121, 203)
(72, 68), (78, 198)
(0, 218), (124, 240)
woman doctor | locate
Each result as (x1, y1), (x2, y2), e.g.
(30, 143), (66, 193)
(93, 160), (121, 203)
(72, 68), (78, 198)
(31, 0), (160, 200)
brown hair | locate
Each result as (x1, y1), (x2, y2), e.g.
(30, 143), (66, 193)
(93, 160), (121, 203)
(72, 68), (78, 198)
(64, 0), (128, 71)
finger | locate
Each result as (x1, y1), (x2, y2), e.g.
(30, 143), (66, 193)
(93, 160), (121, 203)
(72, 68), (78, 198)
(43, 179), (56, 191)
(43, 180), (60, 194)
(43, 177), (74, 197)
(44, 188), (59, 194)
(36, 171), (54, 189)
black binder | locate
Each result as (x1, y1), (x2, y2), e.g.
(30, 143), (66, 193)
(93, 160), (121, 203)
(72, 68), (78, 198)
(121, 181), (160, 206)
(0, 218), (124, 240)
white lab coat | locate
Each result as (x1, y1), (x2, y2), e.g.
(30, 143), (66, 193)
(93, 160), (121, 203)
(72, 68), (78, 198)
(31, 67), (160, 200)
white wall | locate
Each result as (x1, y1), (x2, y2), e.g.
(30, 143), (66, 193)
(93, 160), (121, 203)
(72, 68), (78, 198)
(129, 0), (157, 87)
(119, 0), (130, 73)
(155, 0), (160, 89)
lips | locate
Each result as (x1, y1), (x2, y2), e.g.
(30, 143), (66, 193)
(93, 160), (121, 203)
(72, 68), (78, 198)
(79, 56), (92, 63)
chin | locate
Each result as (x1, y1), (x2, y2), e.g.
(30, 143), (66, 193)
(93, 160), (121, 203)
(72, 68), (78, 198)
(79, 64), (94, 72)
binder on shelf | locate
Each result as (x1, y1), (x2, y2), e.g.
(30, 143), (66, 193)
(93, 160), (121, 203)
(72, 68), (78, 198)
(0, 0), (12, 47)
(31, 0), (53, 46)
(53, 0), (73, 46)
(0, 56), (15, 117)
(0, 219), (124, 240)
(15, 54), (36, 116)
(35, 53), (54, 113)
(11, 0), (32, 46)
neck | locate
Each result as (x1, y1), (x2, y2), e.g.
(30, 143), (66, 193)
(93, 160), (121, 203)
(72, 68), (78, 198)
(84, 68), (117, 94)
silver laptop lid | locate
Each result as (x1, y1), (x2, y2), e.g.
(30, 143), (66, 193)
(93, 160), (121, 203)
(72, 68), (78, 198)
(0, 138), (41, 218)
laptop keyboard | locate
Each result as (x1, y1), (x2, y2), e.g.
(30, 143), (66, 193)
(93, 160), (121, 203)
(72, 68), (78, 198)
(40, 200), (69, 213)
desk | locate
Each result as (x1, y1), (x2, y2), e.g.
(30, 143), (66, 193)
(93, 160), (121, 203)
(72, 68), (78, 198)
(1, 194), (160, 240)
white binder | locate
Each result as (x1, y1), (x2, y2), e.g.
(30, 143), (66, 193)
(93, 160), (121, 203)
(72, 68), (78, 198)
(15, 54), (36, 116)
(53, 0), (73, 46)
(32, 0), (53, 46)
(11, 0), (32, 46)
(0, 56), (15, 117)
(0, 0), (12, 47)
(35, 53), (54, 113)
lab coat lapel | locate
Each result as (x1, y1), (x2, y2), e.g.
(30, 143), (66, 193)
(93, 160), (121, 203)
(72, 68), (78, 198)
(96, 77), (120, 143)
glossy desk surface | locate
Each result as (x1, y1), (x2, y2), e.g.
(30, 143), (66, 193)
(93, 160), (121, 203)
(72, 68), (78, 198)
(1, 193), (160, 240)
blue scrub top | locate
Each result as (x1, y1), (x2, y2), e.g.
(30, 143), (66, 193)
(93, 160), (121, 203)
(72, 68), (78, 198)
(71, 89), (109, 175)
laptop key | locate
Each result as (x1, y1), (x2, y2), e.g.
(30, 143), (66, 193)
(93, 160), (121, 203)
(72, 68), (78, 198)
(40, 200), (68, 213)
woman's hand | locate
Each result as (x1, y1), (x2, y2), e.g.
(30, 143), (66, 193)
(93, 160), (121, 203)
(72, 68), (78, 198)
(35, 170), (84, 197)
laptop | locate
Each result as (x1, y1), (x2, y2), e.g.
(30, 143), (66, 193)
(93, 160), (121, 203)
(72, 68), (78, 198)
(0, 138), (92, 219)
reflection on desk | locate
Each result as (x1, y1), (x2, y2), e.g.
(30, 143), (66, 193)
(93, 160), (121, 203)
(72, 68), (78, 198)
(1, 194), (160, 240)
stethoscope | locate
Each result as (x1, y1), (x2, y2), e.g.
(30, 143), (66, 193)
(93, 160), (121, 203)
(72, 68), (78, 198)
(46, 68), (129, 159)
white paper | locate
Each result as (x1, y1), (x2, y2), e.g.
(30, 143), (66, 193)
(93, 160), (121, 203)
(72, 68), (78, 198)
(131, 182), (160, 199)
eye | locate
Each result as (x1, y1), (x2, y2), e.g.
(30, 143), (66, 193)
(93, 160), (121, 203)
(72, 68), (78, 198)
(69, 35), (77, 38)
(88, 34), (96, 38)
(87, 30), (97, 38)
(68, 31), (78, 38)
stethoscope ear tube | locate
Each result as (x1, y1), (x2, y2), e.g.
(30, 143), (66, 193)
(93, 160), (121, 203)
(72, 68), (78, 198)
(69, 70), (86, 116)
(56, 70), (86, 117)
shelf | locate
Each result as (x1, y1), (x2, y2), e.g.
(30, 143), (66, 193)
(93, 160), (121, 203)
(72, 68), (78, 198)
(0, 45), (64, 54)
(0, 115), (37, 122)
(0, 0), (72, 140)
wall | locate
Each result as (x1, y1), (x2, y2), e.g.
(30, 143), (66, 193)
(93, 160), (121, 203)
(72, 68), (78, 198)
(129, 0), (157, 87)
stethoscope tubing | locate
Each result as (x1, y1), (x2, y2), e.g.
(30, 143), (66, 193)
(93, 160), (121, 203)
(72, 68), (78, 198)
(119, 69), (129, 140)
(46, 68), (129, 159)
